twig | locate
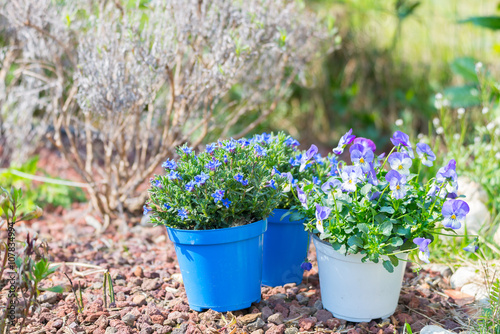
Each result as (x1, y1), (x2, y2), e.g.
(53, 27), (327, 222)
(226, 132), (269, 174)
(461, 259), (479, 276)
(0, 169), (91, 188)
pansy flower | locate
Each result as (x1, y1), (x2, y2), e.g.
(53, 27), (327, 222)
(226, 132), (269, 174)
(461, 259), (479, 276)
(315, 204), (332, 234)
(416, 143), (436, 167)
(353, 137), (376, 152)
(413, 237), (431, 263)
(333, 129), (356, 155)
(390, 131), (411, 148)
(297, 186), (308, 208)
(385, 170), (408, 200)
(299, 144), (318, 172)
(463, 242), (478, 253)
(442, 199), (469, 229)
(340, 165), (364, 192)
(350, 143), (374, 173)
(321, 178), (341, 193)
(388, 152), (412, 175)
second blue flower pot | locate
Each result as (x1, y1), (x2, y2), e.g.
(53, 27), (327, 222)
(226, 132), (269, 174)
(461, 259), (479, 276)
(167, 219), (267, 312)
(262, 209), (309, 287)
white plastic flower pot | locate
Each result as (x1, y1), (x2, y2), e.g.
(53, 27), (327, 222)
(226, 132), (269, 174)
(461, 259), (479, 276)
(313, 235), (407, 322)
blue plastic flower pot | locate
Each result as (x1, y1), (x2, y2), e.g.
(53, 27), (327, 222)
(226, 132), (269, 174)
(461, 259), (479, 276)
(262, 209), (309, 287)
(167, 219), (267, 312)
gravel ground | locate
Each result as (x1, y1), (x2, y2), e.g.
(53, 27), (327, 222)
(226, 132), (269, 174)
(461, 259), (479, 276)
(0, 203), (483, 334)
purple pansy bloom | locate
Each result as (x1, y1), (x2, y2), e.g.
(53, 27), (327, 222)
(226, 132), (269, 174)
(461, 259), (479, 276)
(413, 237), (431, 263)
(167, 171), (182, 180)
(162, 159), (177, 170)
(353, 137), (376, 152)
(206, 143), (216, 154)
(181, 146), (193, 155)
(315, 204), (332, 234)
(205, 159), (222, 171)
(390, 131), (411, 148)
(299, 144), (318, 172)
(385, 170), (408, 200)
(301, 261), (312, 271)
(178, 208), (188, 220)
(340, 165), (364, 192)
(321, 178), (341, 193)
(297, 186), (308, 208)
(416, 143), (436, 167)
(367, 163), (378, 186)
(430, 159), (458, 198)
(368, 191), (381, 201)
(281, 172), (297, 187)
(333, 129), (356, 155)
(350, 143), (374, 173)
(388, 152), (412, 175)
(442, 199), (470, 229)
(373, 153), (385, 168)
(185, 181), (196, 192)
(211, 189), (225, 203)
(143, 205), (151, 216)
(254, 145), (267, 157)
(463, 243), (478, 253)
(222, 198), (231, 208)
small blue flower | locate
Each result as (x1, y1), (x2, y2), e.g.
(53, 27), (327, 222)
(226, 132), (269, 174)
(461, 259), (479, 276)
(290, 155), (301, 167)
(238, 138), (250, 147)
(211, 189), (225, 203)
(194, 172), (210, 186)
(206, 143), (216, 154)
(300, 261), (312, 271)
(224, 140), (237, 152)
(224, 154), (228, 163)
(312, 176), (321, 185)
(162, 159), (177, 170)
(222, 198), (231, 208)
(314, 153), (324, 165)
(178, 208), (188, 220)
(152, 179), (162, 188)
(181, 146), (193, 155)
(143, 205), (151, 216)
(167, 171), (182, 180)
(205, 159), (222, 171)
(272, 167), (281, 177)
(163, 203), (171, 210)
(262, 133), (272, 144)
(463, 242), (478, 253)
(185, 181), (196, 192)
(267, 179), (277, 189)
(285, 137), (300, 147)
(254, 145), (267, 157)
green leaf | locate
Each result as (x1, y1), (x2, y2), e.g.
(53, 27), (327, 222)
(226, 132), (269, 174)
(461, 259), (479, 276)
(395, 225), (411, 237)
(389, 255), (399, 267)
(40, 285), (64, 293)
(360, 184), (372, 196)
(288, 212), (303, 222)
(388, 237), (404, 247)
(380, 206), (395, 214)
(450, 57), (479, 83)
(357, 223), (369, 234)
(380, 221), (393, 236)
(459, 16), (500, 30)
(383, 260), (394, 273)
(442, 85), (481, 108)
(405, 322), (413, 334)
(347, 235), (364, 248)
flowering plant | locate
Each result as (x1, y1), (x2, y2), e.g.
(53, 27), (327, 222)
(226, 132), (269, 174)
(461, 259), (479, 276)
(145, 134), (296, 230)
(292, 130), (471, 272)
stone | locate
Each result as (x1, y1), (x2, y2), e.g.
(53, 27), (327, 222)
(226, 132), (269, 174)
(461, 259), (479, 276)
(261, 306), (273, 321)
(105, 328), (118, 334)
(420, 325), (454, 334)
(171, 273), (183, 284)
(461, 283), (489, 301)
(250, 330), (264, 334)
(423, 264), (452, 277)
(284, 328), (299, 334)
(141, 278), (161, 291)
(313, 299), (323, 310)
(296, 294), (309, 305)
(132, 294), (147, 306)
(265, 324), (286, 334)
(38, 292), (60, 304)
(172, 323), (189, 334)
(267, 313), (284, 325)
(247, 318), (266, 332)
(314, 309), (333, 323)
(298, 317), (316, 331)
(122, 313), (137, 326)
(450, 267), (482, 289)
(238, 313), (262, 325)
(134, 267), (144, 278)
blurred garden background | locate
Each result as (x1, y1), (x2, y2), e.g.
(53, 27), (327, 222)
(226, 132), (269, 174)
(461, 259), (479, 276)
(1, 0), (500, 332)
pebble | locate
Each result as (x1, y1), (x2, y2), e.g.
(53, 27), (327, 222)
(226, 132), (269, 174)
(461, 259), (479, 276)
(314, 309), (333, 323)
(267, 313), (284, 325)
(420, 325), (454, 334)
(284, 328), (299, 334)
(450, 267), (482, 289)
(239, 312), (262, 325)
(247, 318), (266, 332)
(266, 324), (286, 334)
(313, 299), (323, 310)
(105, 328), (117, 334)
(142, 278), (161, 291)
(250, 330), (264, 334)
(37, 292), (60, 304)
(171, 273), (183, 284)
(296, 294), (309, 305)
(132, 294), (147, 306)
(461, 283), (489, 301)
(298, 317), (316, 331)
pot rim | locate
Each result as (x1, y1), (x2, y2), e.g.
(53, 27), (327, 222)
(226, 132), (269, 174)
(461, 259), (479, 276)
(167, 218), (267, 245)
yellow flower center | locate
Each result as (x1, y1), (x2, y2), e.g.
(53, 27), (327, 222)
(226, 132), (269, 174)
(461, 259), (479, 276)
(398, 165), (403, 170)
(360, 158), (365, 163)
(349, 180), (352, 184)
(451, 214), (456, 220)
(396, 185), (400, 190)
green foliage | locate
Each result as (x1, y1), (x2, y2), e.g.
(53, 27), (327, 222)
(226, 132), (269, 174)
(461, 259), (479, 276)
(0, 188), (61, 334)
(460, 16), (500, 30)
(147, 134), (292, 230)
(477, 278), (500, 333)
(0, 156), (87, 213)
